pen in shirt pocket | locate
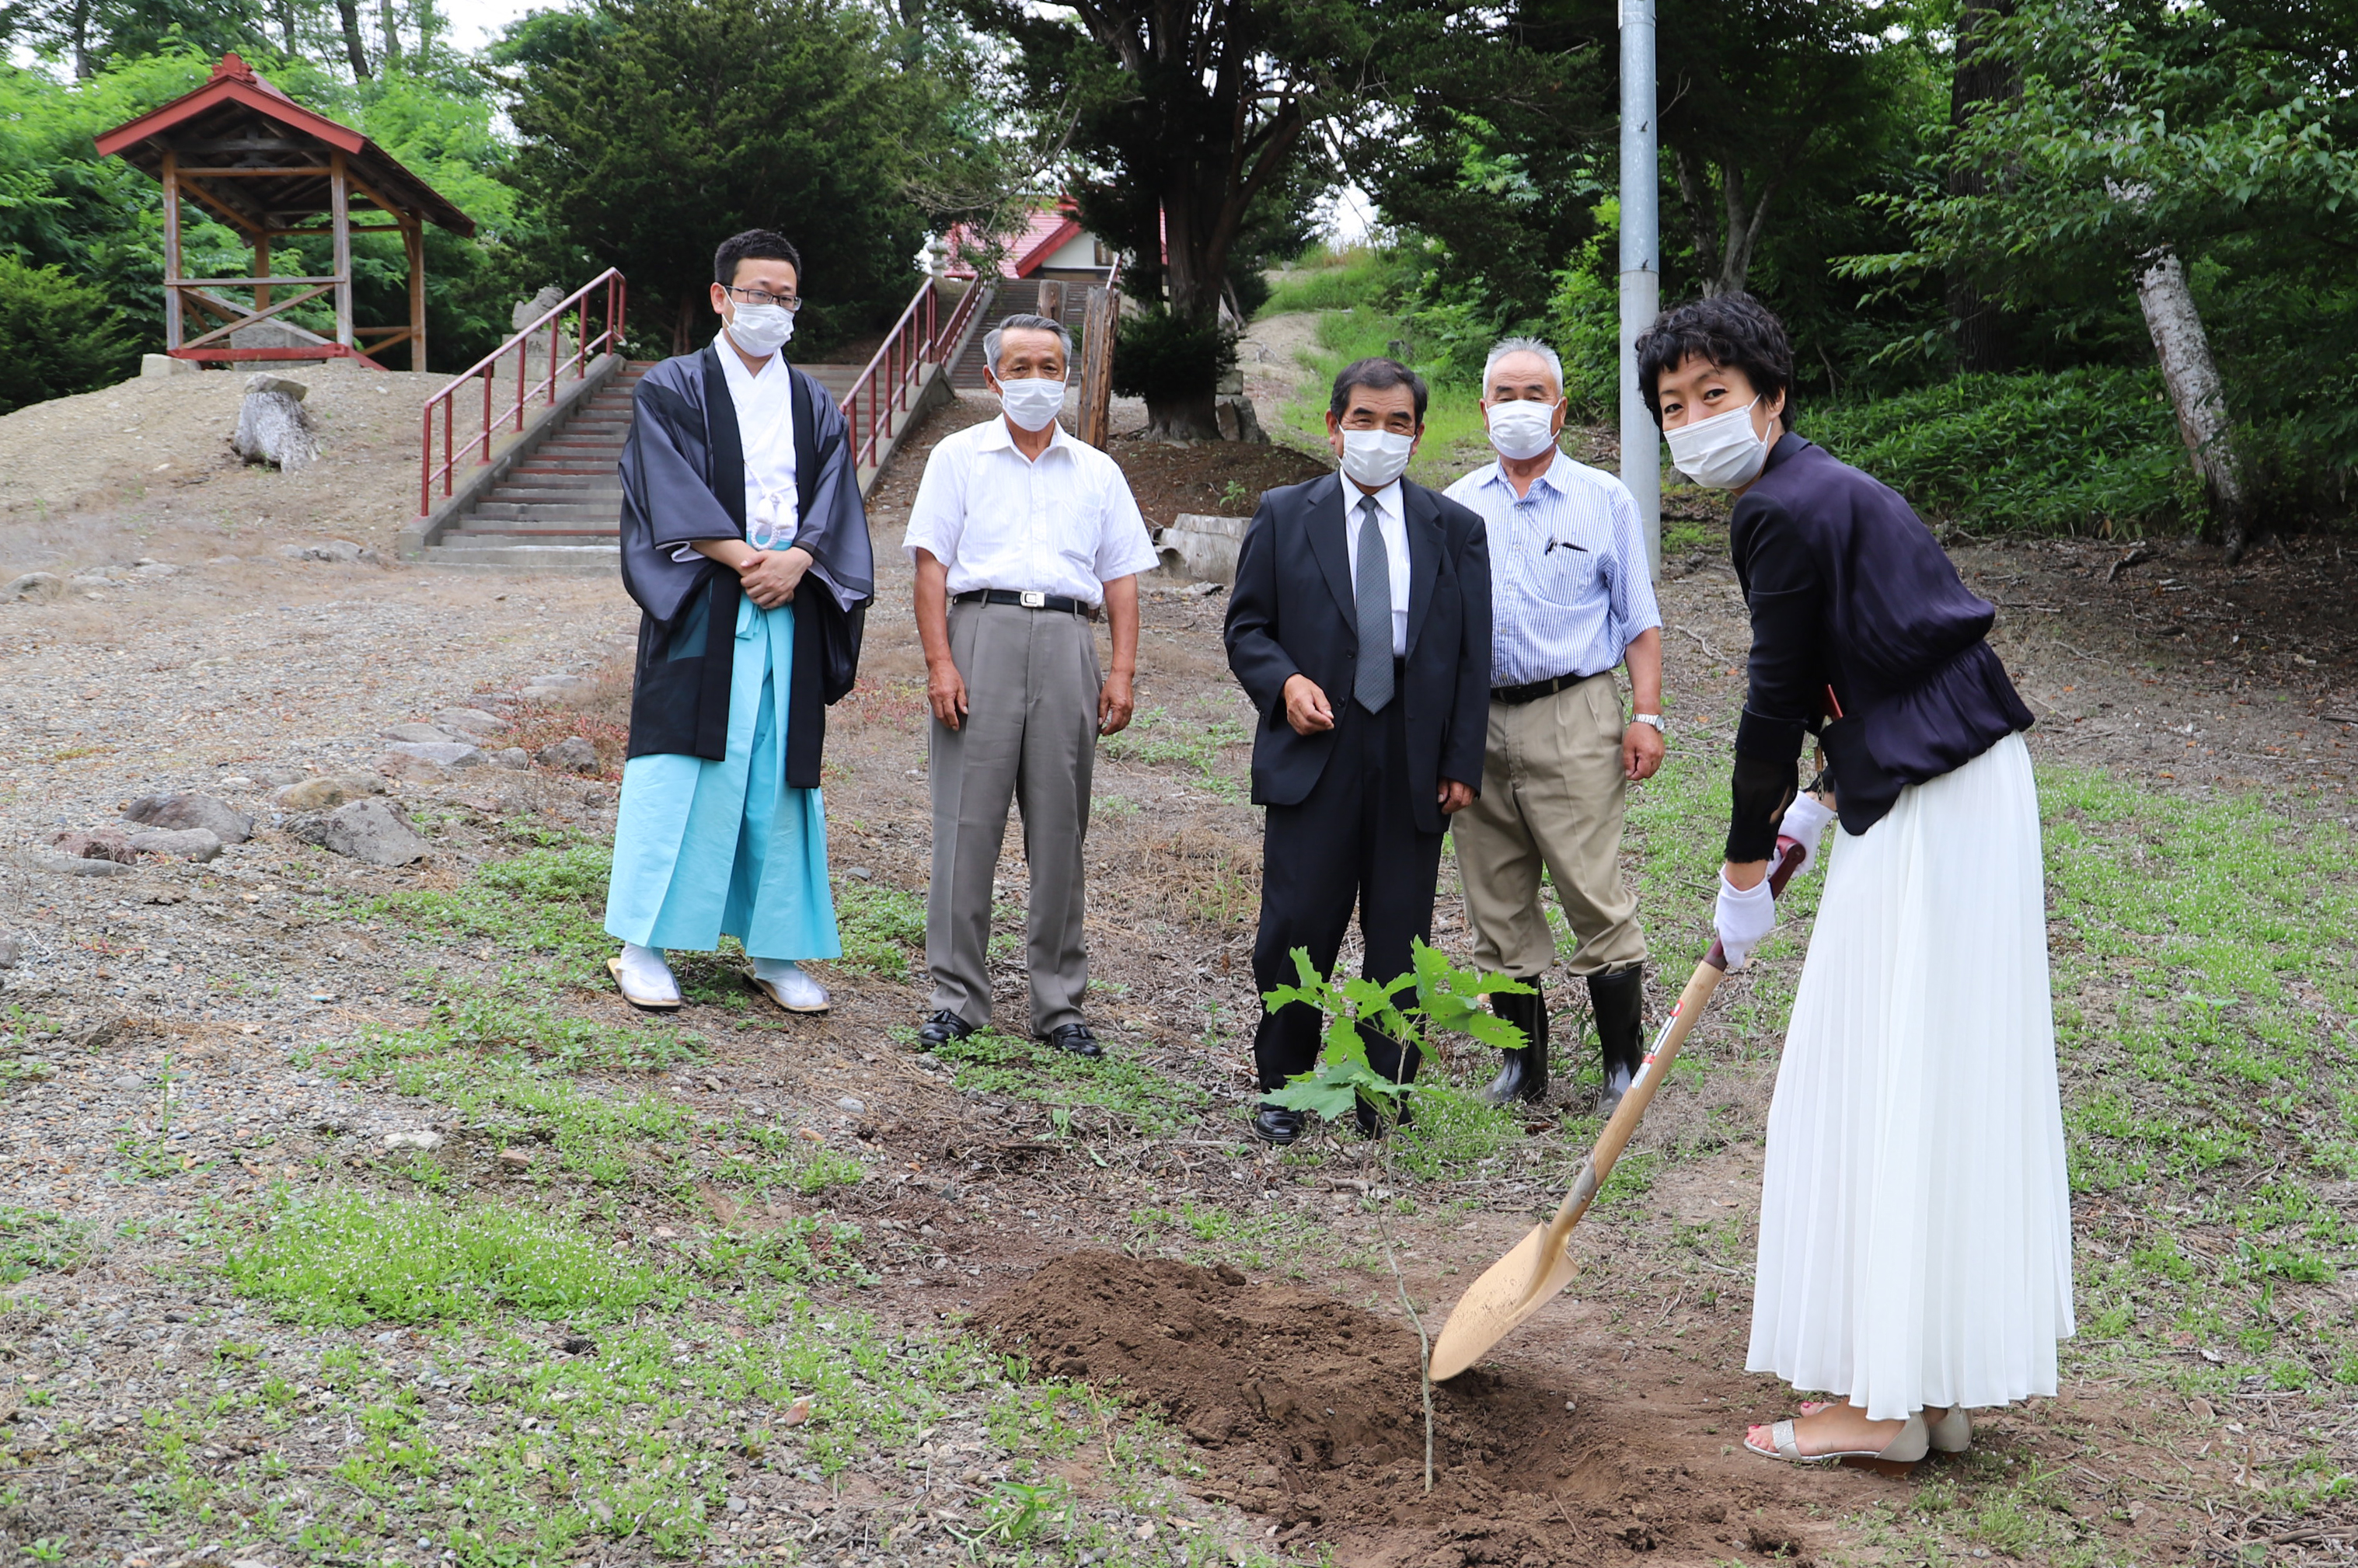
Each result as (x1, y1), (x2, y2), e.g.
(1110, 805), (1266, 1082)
(1543, 538), (1589, 555)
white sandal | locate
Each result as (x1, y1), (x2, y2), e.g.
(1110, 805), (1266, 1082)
(607, 952), (682, 1012)
(1745, 1411), (1929, 1476)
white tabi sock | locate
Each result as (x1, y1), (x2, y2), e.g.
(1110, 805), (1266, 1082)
(617, 943), (681, 1005)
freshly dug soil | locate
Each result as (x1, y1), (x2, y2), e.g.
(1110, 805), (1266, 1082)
(978, 1253), (1820, 1567)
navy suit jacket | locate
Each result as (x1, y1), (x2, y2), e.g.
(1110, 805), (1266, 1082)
(1224, 472), (1491, 835)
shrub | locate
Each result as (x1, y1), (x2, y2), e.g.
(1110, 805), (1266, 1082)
(0, 255), (139, 413)
(1805, 367), (2191, 535)
(1111, 305), (1237, 406)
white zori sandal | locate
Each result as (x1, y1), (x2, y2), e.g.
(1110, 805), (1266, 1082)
(748, 959), (828, 1015)
(608, 943), (682, 1012)
(1745, 1411), (1930, 1476)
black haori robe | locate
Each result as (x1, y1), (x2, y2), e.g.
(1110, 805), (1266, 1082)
(617, 343), (874, 786)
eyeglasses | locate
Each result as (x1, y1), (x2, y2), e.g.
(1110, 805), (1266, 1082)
(725, 286), (802, 312)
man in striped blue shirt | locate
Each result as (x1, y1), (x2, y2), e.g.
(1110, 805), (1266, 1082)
(1442, 337), (1666, 1113)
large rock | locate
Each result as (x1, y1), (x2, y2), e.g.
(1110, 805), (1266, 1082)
(385, 740), (483, 768)
(536, 737), (598, 773)
(3, 573), (61, 601)
(518, 674), (596, 705)
(141, 354), (198, 379)
(275, 777), (360, 810)
(487, 747), (530, 771)
(0, 935), (19, 968)
(123, 792), (255, 843)
(126, 828), (224, 862)
(383, 723), (458, 744)
(288, 798), (428, 866)
(48, 828), (134, 862)
(434, 706), (509, 736)
(280, 539), (381, 566)
(232, 375), (319, 472)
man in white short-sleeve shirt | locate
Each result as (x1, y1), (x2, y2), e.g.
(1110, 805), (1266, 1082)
(902, 312), (1157, 1058)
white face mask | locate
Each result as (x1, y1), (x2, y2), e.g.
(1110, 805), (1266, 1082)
(996, 375), (1066, 432)
(726, 301), (794, 358)
(1339, 428), (1414, 489)
(1664, 396), (1770, 489)
(1485, 398), (1561, 462)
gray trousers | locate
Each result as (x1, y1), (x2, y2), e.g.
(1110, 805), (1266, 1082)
(926, 601), (1101, 1033)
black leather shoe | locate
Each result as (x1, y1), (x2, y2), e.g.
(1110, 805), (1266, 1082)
(1248, 1103), (1304, 1145)
(1044, 1022), (1102, 1059)
(1481, 980), (1550, 1106)
(917, 1009), (975, 1047)
(1588, 964), (1646, 1117)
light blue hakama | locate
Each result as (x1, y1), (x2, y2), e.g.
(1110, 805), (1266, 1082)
(604, 594), (840, 961)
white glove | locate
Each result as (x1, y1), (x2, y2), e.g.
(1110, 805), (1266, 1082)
(1777, 793), (1837, 879)
(1714, 872), (1777, 970)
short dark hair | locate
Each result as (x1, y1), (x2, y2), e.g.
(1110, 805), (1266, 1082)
(1634, 292), (1795, 428)
(714, 229), (803, 288)
(1329, 357), (1428, 425)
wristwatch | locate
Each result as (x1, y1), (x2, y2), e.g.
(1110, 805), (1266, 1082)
(1630, 713), (1666, 736)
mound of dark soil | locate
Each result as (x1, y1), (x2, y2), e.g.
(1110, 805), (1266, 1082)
(977, 1253), (1813, 1568)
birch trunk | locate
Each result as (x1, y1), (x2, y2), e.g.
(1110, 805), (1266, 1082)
(2136, 250), (2251, 561)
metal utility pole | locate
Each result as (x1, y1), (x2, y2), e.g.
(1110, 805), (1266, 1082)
(1618, 0), (1662, 578)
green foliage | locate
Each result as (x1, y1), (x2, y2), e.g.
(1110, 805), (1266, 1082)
(0, 254), (138, 411)
(1110, 305), (1238, 406)
(1259, 244), (1419, 316)
(223, 1190), (688, 1326)
(1261, 941), (1528, 1127)
(0, 1208), (87, 1282)
(922, 1028), (1207, 1138)
(364, 842), (612, 981)
(833, 881), (926, 981)
(1805, 368), (2190, 534)
(497, 0), (957, 357)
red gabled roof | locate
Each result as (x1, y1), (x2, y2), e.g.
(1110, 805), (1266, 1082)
(944, 196), (1094, 279)
(94, 54), (474, 235)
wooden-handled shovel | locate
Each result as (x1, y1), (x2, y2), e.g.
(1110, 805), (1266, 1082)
(1428, 834), (1812, 1382)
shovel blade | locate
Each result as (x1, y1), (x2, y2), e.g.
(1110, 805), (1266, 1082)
(1428, 1220), (1584, 1382)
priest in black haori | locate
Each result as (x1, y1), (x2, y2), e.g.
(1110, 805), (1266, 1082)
(603, 228), (874, 1015)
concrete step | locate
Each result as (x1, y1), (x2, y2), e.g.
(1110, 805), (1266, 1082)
(468, 504), (619, 523)
(490, 475), (619, 490)
(488, 488), (623, 504)
(422, 543), (621, 573)
(441, 529), (620, 544)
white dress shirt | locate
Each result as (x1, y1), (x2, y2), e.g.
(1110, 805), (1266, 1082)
(902, 416), (1158, 605)
(1443, 451), (1661, 685)
(1341, 478), (1411, 657)
(717, 336), (798, 550)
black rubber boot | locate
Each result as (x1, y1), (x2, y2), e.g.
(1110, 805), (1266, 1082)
(1481, 980), (1549, 1106)
(1588, 964), (1645, 1117)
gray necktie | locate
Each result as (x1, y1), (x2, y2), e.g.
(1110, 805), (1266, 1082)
(1353, 493), (1394, 713)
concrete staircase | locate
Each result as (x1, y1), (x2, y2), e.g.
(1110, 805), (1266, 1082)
(417, 362), (898, 573)
(947, 279), (1093, 389)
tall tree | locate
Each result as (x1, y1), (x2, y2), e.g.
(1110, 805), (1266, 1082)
(498, 0), (960, 357)
(1844, 0), (2358, 556)
(1946, 0), (2016, 372)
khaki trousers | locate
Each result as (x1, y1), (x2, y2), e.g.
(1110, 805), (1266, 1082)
(926, 601), (1101, 1033)
(1453, 671), (1647, 979)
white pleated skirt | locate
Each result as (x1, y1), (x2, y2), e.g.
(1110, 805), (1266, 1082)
(1746, 732), (2074, 1421)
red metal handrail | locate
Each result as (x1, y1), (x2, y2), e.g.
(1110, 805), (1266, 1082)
(840, 274), (942, 473)
(418, 268), (626, 517)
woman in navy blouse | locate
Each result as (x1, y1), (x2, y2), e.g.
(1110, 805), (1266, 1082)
(1638, 294), (2072, 1473)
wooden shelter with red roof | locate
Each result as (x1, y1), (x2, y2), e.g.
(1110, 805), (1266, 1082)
(94, 53), (476, 368)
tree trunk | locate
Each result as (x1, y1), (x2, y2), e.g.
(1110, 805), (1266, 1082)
(277, 0), (297, 54)
(2136, 250), (2251, 562)
(675, 291), (703, 357)
(68, 0), (93, 78)
(337, 0), (372, 75)
(1671, 147), (1721, 294)
(378, 0), (401, 68)
(1948, 0), (2016, 372)
(1717, 165), (1778, 296)
(1141, 390), (1223, 442)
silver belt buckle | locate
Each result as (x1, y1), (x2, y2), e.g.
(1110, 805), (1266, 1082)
(1018, 590), (1047, 608)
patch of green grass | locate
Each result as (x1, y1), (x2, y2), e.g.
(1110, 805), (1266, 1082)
(924, 1028), (1209, 1138)
(1257, 244), (1418, 315)
(716, 1121), (870, 1195)
(835, 880), (926, 980)
(222, 1190), (687, 1326)
(363, 842), (613, 981)
(0, 1209), (81, 1282)
(1100, 705), (1250, 779)
(1126, 1199), (1332, 1278)
(1394, 1083), (1523, 1180)
(351, 985), (700, 1076)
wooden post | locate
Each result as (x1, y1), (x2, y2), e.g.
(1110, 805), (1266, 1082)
(253, 231), (270, 319)
(404, 214), (427, 371)
(329, 148), (354, 350)
(1078, 284), (1118, 450)
(160, 148), (183, 350)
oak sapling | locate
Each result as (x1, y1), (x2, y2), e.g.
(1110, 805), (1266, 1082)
(1261, 939), (1531, 1490)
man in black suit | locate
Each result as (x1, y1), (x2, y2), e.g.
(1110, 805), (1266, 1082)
(1225, 357), (1492, 1145)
